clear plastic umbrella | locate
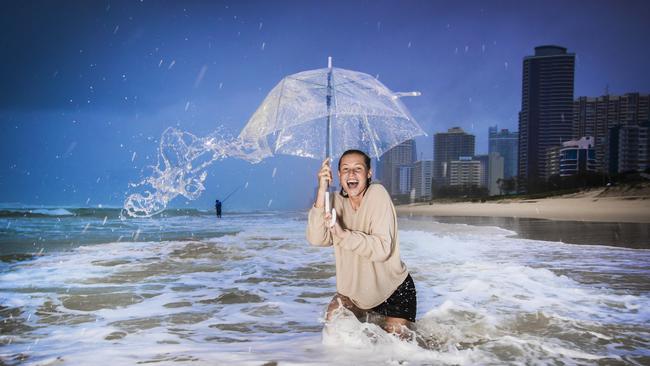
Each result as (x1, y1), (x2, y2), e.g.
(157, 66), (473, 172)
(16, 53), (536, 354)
(239, 57), (425, 161)
(122, 58), (425, 218)
(239, 57), (426, 217)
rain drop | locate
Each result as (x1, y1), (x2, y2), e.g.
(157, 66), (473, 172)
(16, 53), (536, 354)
(407, 41), (411, 48)
(504, 61), (509, 70)
(267, 199), (273, 207)
(131, 152), (137, 162)
(258, 22), (263, 30)
(113, 25), (119, 34)
(261, 42), (266, 51)
(194, 65), (208, 88)
(102, 216), (108, 226)
(185, 101), (190, 111)
(272, 167), (277, 178)
(168, 60), (176, 70)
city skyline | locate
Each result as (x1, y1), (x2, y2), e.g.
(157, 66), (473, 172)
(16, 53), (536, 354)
(2, 1), (650, 209)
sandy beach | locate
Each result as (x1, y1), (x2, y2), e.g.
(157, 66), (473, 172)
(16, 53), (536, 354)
(397, 186), (650, 224)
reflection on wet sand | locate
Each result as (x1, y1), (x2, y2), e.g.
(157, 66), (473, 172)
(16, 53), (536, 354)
(405, 216), (650, 249)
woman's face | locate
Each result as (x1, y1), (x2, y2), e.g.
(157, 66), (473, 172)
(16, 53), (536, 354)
(339, 153), (371, 198)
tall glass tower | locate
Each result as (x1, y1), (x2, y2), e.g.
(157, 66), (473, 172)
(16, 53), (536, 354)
(518, 45), (575, 192)
(488, 126), (518, 179)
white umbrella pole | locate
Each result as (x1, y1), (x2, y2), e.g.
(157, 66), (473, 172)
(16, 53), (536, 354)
(325, 56), (333, 214)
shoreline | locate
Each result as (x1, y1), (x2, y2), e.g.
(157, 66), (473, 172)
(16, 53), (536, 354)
(396, 189), (650, 224)
(398, 215), (650, 249)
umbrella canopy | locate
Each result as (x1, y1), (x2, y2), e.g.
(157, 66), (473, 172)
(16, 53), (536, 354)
(239, 65), (426, 160)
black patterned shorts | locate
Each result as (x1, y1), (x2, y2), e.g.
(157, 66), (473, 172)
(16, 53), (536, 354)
(371, 273), (417, 322)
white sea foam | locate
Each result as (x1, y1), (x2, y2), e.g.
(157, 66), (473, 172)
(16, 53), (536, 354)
(0, 215), (648, 365)
(1, 208), (75, 216)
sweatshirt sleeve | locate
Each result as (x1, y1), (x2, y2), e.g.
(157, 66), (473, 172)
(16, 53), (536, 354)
(337, 187), (395, 262)
(306, 205), (333, 247)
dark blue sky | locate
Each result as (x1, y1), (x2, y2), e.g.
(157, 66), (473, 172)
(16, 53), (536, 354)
(2, 0), (649, 210)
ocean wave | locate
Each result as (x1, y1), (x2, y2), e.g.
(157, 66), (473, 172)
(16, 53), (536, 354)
(0, 207), (217, 219)
(0, 208), (75, 218)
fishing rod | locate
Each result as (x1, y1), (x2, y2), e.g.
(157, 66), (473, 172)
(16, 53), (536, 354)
(221, 184), (244, 204)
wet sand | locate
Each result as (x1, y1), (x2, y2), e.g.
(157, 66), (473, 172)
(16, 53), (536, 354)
(397, 196), (650, 224)
(399, 215), (650, 249)
(397, 189), (650, 248)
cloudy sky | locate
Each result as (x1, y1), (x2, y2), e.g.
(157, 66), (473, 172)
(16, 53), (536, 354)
(2, 0), (649, 211)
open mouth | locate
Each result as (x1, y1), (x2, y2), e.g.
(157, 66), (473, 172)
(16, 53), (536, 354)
(347, 180), (359, 189)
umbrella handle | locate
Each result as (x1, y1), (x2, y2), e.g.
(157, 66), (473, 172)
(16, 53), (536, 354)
(324, 191), (336, 228)
(324, 191), (330, 213)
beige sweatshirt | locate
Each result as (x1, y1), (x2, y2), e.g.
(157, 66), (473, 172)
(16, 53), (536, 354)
(306, 183), (408, 309)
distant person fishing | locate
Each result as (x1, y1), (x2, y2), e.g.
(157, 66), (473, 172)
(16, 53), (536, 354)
(215, 184), (244, 218)
(214, 200), (222, 218)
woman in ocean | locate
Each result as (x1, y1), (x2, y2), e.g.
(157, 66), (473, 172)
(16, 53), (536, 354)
(306, 149), (417, 336)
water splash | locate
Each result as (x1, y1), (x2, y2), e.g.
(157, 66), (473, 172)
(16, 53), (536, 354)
(122, 127), (264, 217)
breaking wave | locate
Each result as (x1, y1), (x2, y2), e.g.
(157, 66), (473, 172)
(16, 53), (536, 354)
(122, 127), (265, 218)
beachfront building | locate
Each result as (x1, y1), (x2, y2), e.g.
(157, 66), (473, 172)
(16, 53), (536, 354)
(397, 165), (413, 195)
(413, 160), (433, 200)
(433, 127), (475, 190)
(488, 152), (505, 196)
(518, 45), (575, 192)
(378, 139), (417, 196)
(545, 146), (562, 179)
(546, 137), (597, 178)
(488, 126), (518, 179)
(573, 93), (650, 172)
(559, 137), (597, 176)
(475, 154), (490, 188)
(449, 157), (482, 187)
(606, 122), (649, 174)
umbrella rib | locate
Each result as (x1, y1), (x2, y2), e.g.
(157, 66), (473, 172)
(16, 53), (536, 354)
(334, 79), (393, 97)
(361, 112), (381, 160)
(273, 79), (288, 152)
(285, 76), (328, 88)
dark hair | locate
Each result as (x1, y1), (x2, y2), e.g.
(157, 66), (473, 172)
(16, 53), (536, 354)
(338, 149), (372, 197)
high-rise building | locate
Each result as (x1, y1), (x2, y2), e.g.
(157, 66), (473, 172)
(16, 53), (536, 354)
(413, 160), (433, 200)
(518, 45), (575, 192)
(488, 126), (518, 179)
(546, 137), (597, 178)
(449, 157), (481, 187)
(488, 152), (505, 196)
(607, 122), (649, 174)
(573, 93), (650, 172)
(378, 139), (417, 196)
(433, 127), (475, 189)
(474, 154), (490, 188)
(397, 166), (413, 195)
